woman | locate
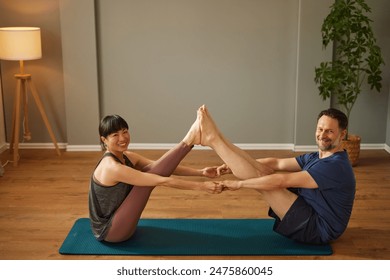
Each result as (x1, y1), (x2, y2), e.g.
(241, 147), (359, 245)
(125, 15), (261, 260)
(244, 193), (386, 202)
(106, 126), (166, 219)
(89, 108), (222, 243)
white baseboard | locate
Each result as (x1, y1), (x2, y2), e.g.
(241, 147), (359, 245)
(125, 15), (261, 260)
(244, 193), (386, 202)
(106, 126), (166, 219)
(66, 145), (101, 152)
(294, 143), (387, 152)
(67, 143), (296, 151)
(3, 142), (68, 150)
(293, 145), (318, 152)
(128, 143), (295, 150)
(0, 143), (7, 153)
(1, 142), (389, 154)
(360, 143), (386, 150)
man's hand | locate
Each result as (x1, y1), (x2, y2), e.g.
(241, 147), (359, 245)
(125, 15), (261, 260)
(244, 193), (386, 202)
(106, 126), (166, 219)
(221, 180), (241, 191)
(202, 181), (225, 194)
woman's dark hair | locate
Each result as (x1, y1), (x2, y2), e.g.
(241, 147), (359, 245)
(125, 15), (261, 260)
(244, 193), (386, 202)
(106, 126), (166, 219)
(317, 108), (348, 130)
(99, 114), (129, 150)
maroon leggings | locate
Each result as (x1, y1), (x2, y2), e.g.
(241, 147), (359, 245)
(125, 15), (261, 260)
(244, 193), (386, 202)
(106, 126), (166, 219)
(104, 142), (192, 242)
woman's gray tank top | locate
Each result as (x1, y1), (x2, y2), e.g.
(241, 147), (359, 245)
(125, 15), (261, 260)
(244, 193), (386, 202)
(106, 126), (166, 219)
(88, 153), (134, 240)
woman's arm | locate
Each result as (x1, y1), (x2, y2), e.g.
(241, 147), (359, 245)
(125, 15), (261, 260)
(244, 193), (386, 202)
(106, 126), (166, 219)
(158, 177), (222, 194)
(95, 156), (222, 193)
(125, 151), (219, 178)
(172, 165), (220, 178)
(124, 151), (153, 170)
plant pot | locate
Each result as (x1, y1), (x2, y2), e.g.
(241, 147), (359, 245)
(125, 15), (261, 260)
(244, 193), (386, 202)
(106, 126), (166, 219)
(341, 134), (361, 167)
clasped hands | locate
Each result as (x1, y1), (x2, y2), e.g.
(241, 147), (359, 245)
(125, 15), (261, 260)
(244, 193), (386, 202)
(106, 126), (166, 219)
(201, 164), (241, 194)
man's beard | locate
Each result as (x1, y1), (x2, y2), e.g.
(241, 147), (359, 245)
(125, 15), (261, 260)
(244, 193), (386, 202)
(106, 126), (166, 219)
(317, 138), (337, 151)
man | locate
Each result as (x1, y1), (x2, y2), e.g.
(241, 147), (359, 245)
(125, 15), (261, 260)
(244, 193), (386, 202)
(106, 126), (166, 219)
(199, 105), (355, 244)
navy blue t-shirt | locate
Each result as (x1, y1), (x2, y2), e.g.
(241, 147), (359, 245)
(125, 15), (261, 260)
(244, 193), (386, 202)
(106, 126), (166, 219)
(295, 151), (356, 242)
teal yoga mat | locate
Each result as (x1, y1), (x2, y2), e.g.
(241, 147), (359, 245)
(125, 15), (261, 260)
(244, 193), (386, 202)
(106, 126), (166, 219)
(59, 218), (332, 256)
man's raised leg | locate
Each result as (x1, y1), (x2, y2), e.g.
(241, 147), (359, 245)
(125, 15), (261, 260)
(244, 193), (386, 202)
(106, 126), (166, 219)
(199, 106), (298, 221)
(199, 105), (273, 180)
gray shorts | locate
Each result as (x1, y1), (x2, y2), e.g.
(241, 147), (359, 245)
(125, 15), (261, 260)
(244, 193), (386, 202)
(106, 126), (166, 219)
(268, 196), (325, 244)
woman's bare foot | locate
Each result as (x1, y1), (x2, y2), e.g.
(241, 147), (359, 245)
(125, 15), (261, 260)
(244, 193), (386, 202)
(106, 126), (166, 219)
(198, 105), (222, 147)
(182, 109), (202, 146)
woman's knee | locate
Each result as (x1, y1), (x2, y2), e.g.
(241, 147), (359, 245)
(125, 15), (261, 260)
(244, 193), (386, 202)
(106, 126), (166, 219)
(104, 227), (136, 243)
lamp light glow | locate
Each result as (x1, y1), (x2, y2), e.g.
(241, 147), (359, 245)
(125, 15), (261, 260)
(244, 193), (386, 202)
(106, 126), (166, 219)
(0, 27), (42, 61)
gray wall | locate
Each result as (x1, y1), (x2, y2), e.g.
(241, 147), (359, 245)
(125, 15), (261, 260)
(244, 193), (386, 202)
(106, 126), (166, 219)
(96, 0), (299, 144)
(387, 86), (390, 148)
(0, 0), (389, 150)
(59, 0), (100, 147)
(350, 0), (390, 144)
(295, 0), (332, 146)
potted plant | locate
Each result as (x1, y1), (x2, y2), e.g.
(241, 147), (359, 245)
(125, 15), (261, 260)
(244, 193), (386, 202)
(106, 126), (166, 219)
(314, 0), (384, 166)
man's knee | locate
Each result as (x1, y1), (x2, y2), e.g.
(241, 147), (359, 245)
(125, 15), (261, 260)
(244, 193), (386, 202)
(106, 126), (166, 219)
(255, 163), (274, 177)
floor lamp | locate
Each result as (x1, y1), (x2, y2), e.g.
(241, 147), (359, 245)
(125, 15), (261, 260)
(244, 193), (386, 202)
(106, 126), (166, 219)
(0, 27), (61, 166)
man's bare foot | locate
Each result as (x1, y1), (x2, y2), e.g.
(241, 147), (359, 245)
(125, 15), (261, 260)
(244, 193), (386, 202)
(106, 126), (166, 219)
(198, 105), (222, 147)
(182, 109), (202, 146)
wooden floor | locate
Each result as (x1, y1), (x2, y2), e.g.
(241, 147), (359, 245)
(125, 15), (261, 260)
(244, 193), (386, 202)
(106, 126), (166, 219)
(0, 148), (389, 260)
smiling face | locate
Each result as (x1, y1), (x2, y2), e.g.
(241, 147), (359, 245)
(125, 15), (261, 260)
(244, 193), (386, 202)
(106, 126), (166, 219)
(315, 115), (346, 156)
(99, 115), (130, 156)
(101, 128), (130, 154)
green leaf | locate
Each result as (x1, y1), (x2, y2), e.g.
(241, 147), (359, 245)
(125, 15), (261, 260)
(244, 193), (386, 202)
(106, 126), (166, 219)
(315, 0), (384, 113)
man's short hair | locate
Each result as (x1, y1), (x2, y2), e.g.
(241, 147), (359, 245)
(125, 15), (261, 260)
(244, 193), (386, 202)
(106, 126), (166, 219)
(317, 108), (348, 130)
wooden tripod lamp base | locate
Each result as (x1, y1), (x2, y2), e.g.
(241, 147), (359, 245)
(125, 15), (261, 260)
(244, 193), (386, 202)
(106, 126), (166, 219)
(10, 73), (61, 167)
(0, 27), (60, 166)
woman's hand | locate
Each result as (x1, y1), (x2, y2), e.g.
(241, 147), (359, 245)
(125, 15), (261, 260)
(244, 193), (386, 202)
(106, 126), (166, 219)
(202, 181), (224, 194)
(216, 164), (232, 176)
(200, 164), (232, 178)
(201, 166), (220, 178)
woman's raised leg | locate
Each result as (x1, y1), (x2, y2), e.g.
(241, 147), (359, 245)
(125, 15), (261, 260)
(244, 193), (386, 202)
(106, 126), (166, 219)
(104, 112), (201, 242)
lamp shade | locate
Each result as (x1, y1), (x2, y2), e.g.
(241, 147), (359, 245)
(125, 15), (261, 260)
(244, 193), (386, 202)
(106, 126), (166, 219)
(0, 27), (42, 61)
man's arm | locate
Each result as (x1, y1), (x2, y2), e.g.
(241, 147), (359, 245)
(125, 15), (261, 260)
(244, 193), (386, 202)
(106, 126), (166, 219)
(223, 170), (318, 191)
(216, 157), (301, 176)
(256, 157), (302, 172)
